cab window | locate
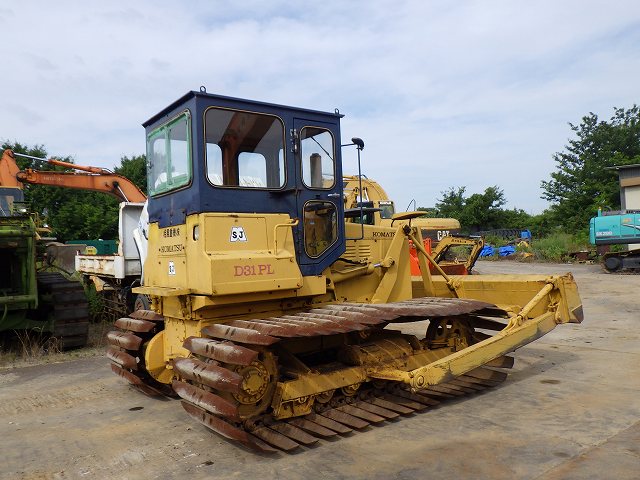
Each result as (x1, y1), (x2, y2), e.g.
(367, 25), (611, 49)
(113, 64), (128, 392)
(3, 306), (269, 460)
(303, 201), (338, 257)
(378, 201), (395, 219)
(147, 112), (192, 196)
(300, 127), (335, 189)
(205, 108), (285, 188)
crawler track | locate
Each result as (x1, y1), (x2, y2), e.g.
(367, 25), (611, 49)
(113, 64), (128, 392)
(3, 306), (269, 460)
(37, 272), (90, 349)
(108, 298), (514, 452)
(172, 297), (511, 452)
(107, 309), (174, 396)
(180, 360), (512, 452)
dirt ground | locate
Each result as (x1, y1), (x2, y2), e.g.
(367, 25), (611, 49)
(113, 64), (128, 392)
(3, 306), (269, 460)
(1, 261), (639, 480)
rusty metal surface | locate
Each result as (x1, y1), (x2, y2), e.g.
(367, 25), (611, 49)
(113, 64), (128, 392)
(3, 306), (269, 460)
(352, 400), (399, 419)
(183, 336), (258, 365)
(320, 408), (370, 429)
(165, 296), (516, 452)
(106, 347), (137, 370)
(200, 297), (499, 345)
(180, 401), (276, 452)
(114, 317), (156, 333)
(106, 331), (142, 350)
(304, 413), (353, 434)
(286, 417), (338, 438)
(172, 380), (239, 419)
(369, 397), (414, 415)
(252, 426), (301, 451)
(268, 423), (318, 445)
(394, 389), (440, 406)
(128, 309), (164, 321)
(380, 393), (427, 411)
(201, 324), (279, 345)
(173, 357), (242, 393)
(337, 404), (386, 423)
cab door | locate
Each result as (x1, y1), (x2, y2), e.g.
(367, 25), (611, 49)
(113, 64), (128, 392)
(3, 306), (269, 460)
(292, 118), (345, 276)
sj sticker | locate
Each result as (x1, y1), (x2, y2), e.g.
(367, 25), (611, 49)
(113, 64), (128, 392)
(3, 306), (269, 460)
(230, 226), (247, 242)
(168, 261), (176, 275)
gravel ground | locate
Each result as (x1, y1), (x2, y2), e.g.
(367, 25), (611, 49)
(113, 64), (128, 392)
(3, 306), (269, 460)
(1, 261), (638, 480)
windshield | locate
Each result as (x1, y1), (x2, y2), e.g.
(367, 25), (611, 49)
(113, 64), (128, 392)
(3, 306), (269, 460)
(147, 112), (192, 196)
(0, 188), (24, 217)
(205, 108), (285, 189)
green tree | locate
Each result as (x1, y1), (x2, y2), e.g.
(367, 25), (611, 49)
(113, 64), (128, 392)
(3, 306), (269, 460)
(541, 106), (640, 232)
(431, 185), (528, 232)
(115, 154), (147, 194)
(434, 187), (466, 219)
(457, 186), (506, 231)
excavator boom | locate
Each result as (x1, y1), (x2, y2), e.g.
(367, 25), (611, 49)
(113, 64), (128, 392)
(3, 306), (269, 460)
(0, 149), (146, 203)
(0, 149), (21, 188)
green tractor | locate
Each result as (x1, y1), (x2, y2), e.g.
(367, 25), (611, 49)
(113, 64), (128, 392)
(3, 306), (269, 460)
(0, 185), (89, 349)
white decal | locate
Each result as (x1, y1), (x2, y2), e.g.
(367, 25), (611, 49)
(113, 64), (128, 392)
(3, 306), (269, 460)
(168, 261), (176, 275)
(230, 226), (248, 242)
(437, 230), (451, 241)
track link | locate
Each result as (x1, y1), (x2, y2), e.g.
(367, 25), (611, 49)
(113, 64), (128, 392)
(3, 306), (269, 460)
(174, 297), (512, 452)
(107, 309), (173, 396)
(180, 362), (512, 453)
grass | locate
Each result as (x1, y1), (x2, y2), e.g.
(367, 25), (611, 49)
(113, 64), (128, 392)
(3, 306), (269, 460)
(530, 233), (590, 262)
(479, 232), (592, 263)
(0, 320), (113, 369)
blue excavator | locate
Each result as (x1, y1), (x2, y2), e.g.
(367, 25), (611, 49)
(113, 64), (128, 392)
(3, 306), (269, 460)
(589, 209), (640, 272)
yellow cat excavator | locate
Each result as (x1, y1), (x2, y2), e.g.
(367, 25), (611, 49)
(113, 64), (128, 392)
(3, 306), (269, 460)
(107, 91), (583, 452)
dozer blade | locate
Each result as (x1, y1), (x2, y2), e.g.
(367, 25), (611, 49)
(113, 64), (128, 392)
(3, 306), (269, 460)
(484, 355), (515, 369)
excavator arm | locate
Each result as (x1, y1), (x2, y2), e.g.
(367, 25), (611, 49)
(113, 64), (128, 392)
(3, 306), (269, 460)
(0, 149), (21, 188)
(0, 149), (146, 202)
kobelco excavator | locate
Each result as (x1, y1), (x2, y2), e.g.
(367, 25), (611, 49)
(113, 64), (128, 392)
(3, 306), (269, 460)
(107, 90), (583, 452)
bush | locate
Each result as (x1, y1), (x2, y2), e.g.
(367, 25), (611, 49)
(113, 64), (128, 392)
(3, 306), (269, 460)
(531, 233), (590, 262)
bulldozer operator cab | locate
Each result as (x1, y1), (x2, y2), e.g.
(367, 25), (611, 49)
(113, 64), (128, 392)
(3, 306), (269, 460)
(143, 91), (346, 286)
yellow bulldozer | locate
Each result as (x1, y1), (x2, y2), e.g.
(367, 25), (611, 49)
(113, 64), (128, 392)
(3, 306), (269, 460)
(108, 90), (583, 452)
(342, 175), (484, 275)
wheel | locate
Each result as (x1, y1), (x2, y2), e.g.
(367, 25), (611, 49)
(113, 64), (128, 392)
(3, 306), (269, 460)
(426, 316), (474, 350)
(133, 294), (150, 311)
(604, 255), (622, 272)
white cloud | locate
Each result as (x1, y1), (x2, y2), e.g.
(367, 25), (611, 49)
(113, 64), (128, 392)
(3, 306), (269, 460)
(1, 1), (639, 213)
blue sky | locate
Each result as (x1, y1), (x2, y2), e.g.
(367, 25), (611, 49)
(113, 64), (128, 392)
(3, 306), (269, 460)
(1, 1), (639, 213)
